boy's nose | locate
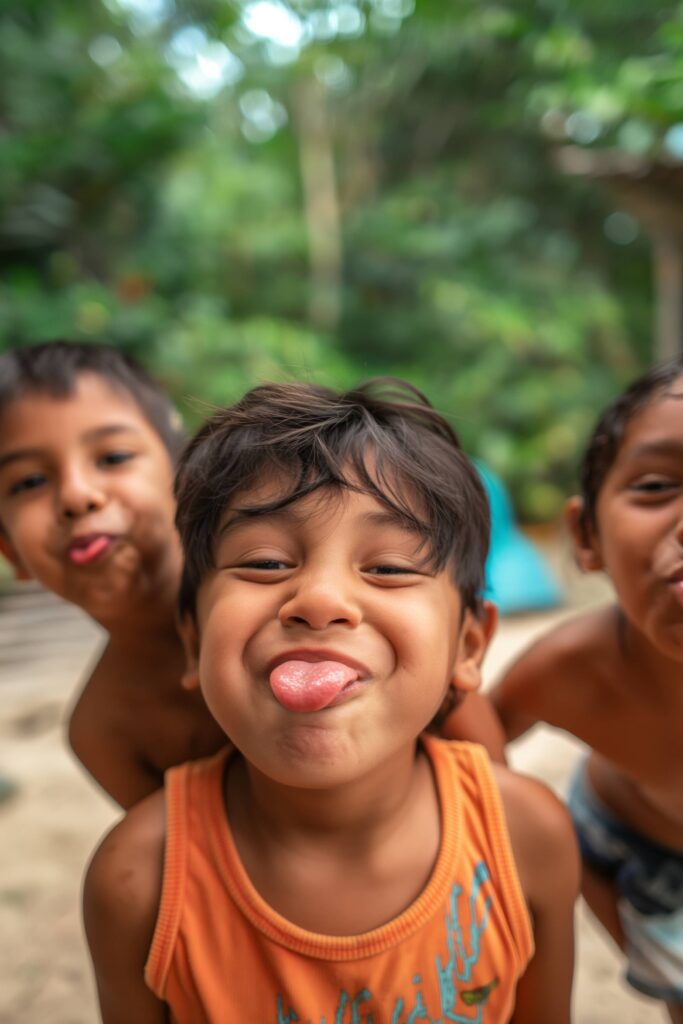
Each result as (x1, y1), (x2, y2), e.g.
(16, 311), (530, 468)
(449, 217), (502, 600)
(57, 471), (106, 520)
(279, 572), (362, 631)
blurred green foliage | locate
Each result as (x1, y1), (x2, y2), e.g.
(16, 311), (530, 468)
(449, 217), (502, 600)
(1, 0), (682, 517)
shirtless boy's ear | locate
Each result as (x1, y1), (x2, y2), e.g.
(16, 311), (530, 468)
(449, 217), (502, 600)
(565, 495), (603, 573)
(177, 612), (201, 691)
(0, 534), (32, 582)
(451, 599), (497, 693)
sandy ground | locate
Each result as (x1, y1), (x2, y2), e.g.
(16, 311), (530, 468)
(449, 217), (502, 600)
(0, 569), (669, 1023)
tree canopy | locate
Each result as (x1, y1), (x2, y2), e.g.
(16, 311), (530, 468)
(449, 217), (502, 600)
(2, 0), (682, 517)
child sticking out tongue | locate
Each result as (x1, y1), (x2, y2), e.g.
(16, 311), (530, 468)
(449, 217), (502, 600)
(270, 661), (360, 712)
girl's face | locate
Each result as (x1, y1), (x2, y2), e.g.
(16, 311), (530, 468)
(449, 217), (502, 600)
(582, 378), (683, 660)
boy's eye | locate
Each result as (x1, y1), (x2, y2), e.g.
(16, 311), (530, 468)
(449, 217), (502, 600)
(365, 564), (416, 576)
(98, 451), (135, 468)
(9, 473), (47, 496)
(239, 559), (289, 571)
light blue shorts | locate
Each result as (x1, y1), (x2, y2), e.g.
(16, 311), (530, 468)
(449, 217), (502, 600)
(568, 761), (683, 1003)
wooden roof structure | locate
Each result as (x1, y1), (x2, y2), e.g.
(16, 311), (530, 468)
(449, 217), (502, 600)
(556, 146), (683, 360)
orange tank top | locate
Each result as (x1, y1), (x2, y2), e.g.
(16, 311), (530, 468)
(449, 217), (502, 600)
(145, 737), (534, 1023)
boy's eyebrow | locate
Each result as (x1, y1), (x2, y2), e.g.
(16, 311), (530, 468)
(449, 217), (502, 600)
(218, 504), (424, 537)
(0, 424), (143, 470)
(0, 448), (40, 470)
(362, 508), (423, 534)
(218, 507), (297, 537)
(83, 423), (144, 442)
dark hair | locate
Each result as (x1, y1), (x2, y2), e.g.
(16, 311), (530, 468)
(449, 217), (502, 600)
(578, 357), (683, 539)
(0, 341), (186, 459)
(175, 378), (490, 617)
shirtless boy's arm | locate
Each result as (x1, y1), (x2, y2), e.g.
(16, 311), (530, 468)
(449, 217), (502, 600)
(83, 792), (167, 1023)
(496, 767), (580, 1024)
(438, 692), (507, 762)
(69, 661), (162, 809)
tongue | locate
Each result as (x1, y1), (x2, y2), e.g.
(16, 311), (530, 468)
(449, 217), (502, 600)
(69, 536), (110, 565)
(270, 660), (360, 712)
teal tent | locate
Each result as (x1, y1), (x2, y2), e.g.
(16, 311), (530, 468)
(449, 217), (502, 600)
(478, 463), (563, 615)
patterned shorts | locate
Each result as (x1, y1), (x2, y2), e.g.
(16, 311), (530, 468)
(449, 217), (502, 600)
(568, 761), (683, 1003)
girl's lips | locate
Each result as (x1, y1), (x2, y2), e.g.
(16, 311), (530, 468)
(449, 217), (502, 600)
(67, 535), (114, 565)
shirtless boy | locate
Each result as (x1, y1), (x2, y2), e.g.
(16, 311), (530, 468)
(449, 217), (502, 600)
(0, 342), (224, 807)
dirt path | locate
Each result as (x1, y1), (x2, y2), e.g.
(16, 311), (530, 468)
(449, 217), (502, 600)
(0, 585), (668, 1023)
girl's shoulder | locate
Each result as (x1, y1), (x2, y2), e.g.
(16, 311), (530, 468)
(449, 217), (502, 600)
(513, 604), (621, 678)
(492, 605), (622, 737)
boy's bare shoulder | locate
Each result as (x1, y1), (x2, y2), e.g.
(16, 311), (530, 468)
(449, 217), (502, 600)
(69, 641), (226, 808)
(492, 763), (580, 912)
(84, 789), (166, 1017)
(492, 605), (620, 737)
(84, 787), (165, 934)
(68, 646), (160, 807)
(492, 764), (579, 1023)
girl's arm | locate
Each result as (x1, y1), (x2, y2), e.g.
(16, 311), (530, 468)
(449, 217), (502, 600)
(491, 615), (592, 743)
(83, 792), (168, 1023)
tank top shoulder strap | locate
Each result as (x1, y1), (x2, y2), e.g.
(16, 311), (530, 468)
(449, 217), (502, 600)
(144, 749), (230, 998)
(429, 738), (534, 969)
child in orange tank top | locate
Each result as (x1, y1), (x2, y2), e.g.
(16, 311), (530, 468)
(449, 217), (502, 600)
(84, 379), (579, 1023)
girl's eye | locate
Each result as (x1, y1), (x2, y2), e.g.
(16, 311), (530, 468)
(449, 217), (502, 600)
(631, 477), (679, 494)
(98, 451), (135, 467)
(9, 473), (47, 496)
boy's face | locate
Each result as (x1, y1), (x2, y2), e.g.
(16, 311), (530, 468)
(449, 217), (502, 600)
(184, 480), (492, 788)
(0, 373), (179, 622)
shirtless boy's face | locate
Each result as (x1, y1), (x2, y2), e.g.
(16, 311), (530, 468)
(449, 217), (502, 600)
(0, 373), (179, 623)
(589, 381), (683, 660)
(187, 482), (490, 788)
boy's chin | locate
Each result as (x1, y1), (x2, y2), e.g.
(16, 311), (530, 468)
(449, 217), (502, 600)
(242, 726), (413, 791)
(62, 557), (145, 621)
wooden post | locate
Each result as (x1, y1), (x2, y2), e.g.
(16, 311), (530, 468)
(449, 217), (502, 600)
(292, 77), (342, 333)
(653, 232), (683, 361)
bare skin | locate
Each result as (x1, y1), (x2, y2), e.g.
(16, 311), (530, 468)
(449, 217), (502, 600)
(67, 607), (225, 808)
(84, 485), (578, 1022)
(440, 690), (507, 763)
(494, 607), (683, 1024)
(494, 606), (683, 848)
(493, 385), (683, 1021)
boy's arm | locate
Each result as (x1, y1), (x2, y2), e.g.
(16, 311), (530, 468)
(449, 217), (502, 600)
(69, 701), (161, 808)
(69, 660), (164, 808)
(83, 791), (168, 1023)
(438, 692), (507, 763)
(495, 767), (580, 1024)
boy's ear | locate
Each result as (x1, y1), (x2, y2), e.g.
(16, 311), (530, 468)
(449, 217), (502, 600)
(451, 599), (498, 694)
(0, 534), (32, 582)
(177, 612), (201, 691)
(565, 495), (603, 573)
